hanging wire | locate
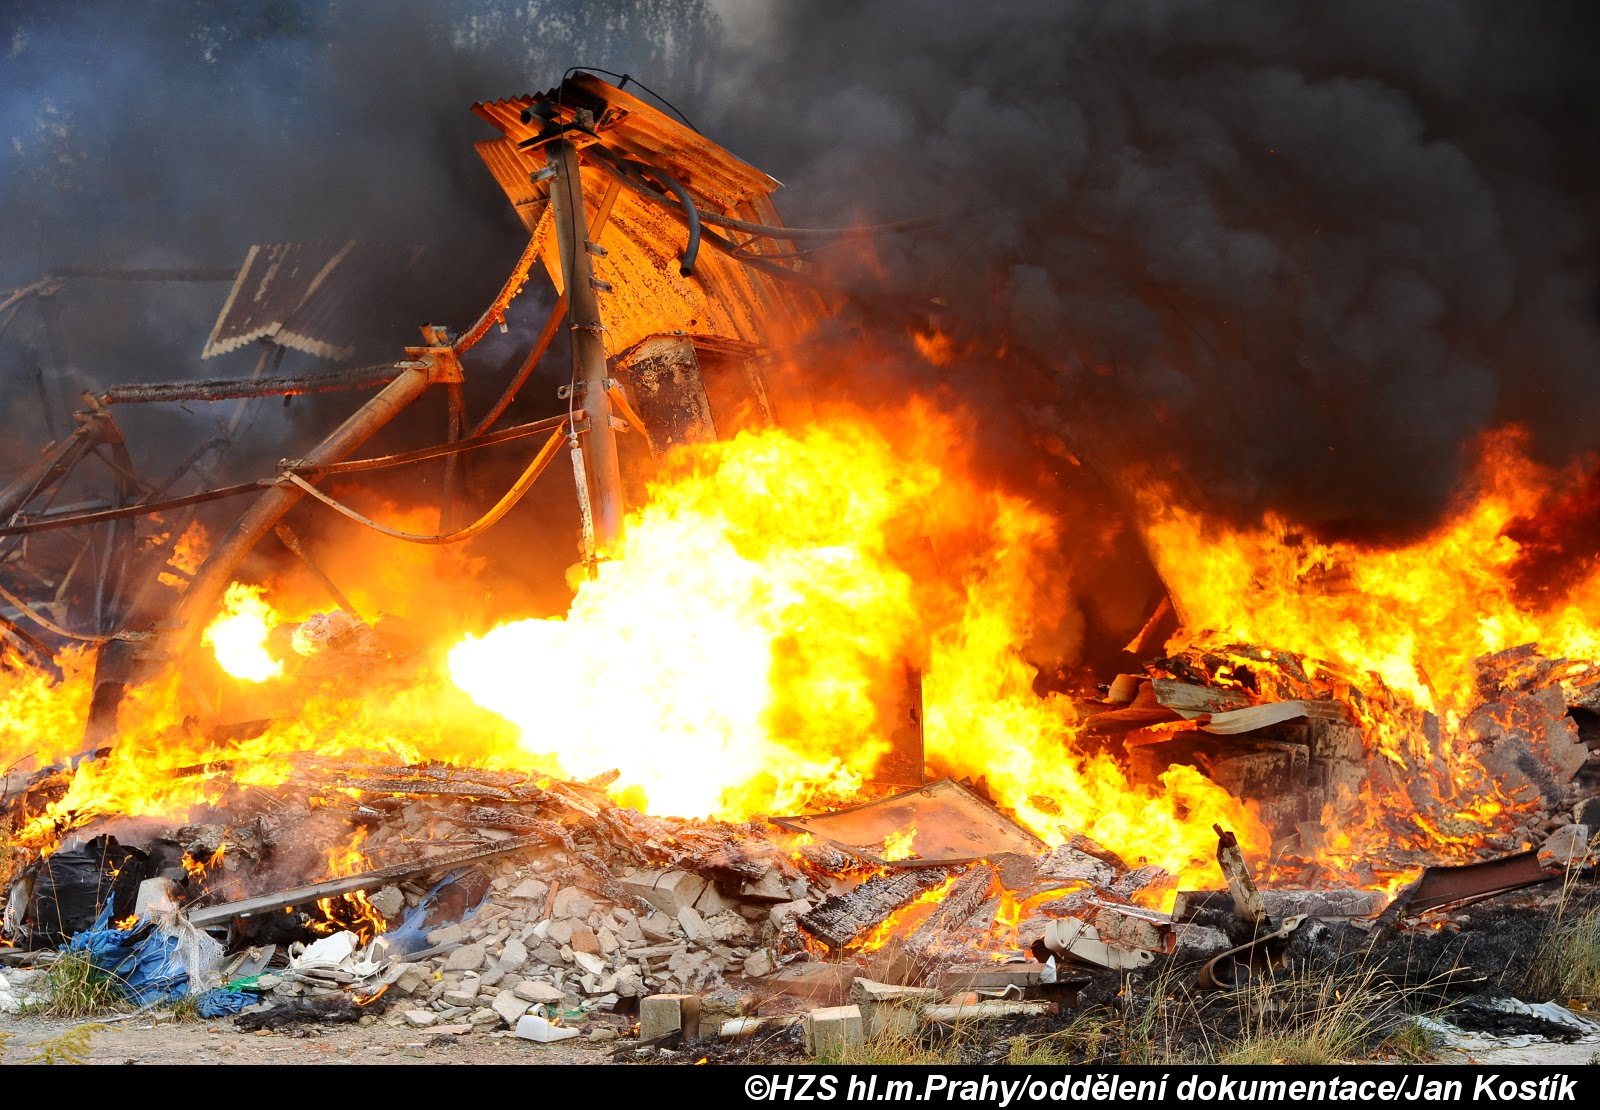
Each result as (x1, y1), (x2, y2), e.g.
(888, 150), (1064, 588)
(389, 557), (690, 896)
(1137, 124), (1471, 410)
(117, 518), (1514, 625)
(560, 66), (700, 133)
(284, 428), (568, 546)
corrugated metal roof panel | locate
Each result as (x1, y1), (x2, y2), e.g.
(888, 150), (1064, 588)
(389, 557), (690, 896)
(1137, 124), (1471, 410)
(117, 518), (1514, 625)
(202, 241), (419, 362)
(471, 74), (822, 355)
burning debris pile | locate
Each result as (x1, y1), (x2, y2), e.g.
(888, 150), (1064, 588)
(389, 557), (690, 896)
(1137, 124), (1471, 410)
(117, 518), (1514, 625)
(3, 72), (1600, 1060)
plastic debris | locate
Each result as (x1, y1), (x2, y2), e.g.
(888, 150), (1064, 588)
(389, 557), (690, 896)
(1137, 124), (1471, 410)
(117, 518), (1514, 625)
(515, 1013), (579, 1042)
(64, 902), (229, 1008)
(193, 987), (257, 1018)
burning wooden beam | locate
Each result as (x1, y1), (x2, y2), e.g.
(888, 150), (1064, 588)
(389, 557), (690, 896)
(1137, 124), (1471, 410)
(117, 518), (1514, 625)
(797, 867), (955, 950)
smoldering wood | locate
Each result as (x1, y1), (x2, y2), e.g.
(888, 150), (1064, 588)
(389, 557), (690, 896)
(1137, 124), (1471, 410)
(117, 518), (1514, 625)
(1172, 888), (1388, 921)
(1151, 678), (1251, 716)
(1214, 824), (1266, 924)
(99, 363), (424, 405)
(798, 866), (956, 950)
(904, 864), (1000, 965)
(335, 777), (519, 801)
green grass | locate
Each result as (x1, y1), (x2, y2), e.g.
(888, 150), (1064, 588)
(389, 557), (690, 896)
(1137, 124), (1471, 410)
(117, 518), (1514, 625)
(1527, 904), (1600, 1008)
(1217, 964), (1408, 1064)
(822, 953), (1445, 1067)
(816, 1020), (964, 1064)
(1379, 1019), (1445, 1062)
(16, 953), (128, 1020)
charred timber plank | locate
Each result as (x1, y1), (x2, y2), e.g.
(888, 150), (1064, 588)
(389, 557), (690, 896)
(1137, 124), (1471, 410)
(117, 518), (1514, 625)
(905, 864), (1000, 962)
(459, 805), (548, 832)
(1150, 679), (1251, 716)
(1199, 699), (1352, 735)
(101, 364), (422, 405)
(336, 777), (518, 801)
(185, 832), (556, 927)
(798, 867), (955, 950)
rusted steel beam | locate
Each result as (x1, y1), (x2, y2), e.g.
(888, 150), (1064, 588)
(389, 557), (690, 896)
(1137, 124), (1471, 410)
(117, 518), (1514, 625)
(469, 295), (568, 438)
(167, 365), (436, 658)
(273, 524), (362, 620)
(452, 236), (542, 356)
(440, 382), (466, 531)
(100, 363), (421, 405)
(0, 414), (576, 541)
(289, 412), (573, 476)
(467, 175), (622, 440)
(0, 480), (271, 539)
(1405, 850), (1559, 914)
(0, 415), (113, 526)
(184, 831), (558, 928)
(547, 137), (625, 557)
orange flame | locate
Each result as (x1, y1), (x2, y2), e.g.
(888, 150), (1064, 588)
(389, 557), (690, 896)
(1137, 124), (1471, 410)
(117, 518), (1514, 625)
(202, 583), (284, 682)
(450, 403), (1260, 886)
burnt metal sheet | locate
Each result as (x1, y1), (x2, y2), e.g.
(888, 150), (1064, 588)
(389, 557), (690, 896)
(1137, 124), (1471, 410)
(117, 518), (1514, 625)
(1405, 850), (1558, 914)
(770, 778), (1043, 867)
(203, 241), (420, 361)
(470, 74), (818, 356)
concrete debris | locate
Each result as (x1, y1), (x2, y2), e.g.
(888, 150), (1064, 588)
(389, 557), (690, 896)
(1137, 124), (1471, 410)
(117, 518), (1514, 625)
(923, 1000), (1051, 1023)
(507, 878), (549, 902)
(1537, 823), (1598, 871)
(551, 887), (597, 921)
(1173, 924), (1232, 954)
(677, 905), (709, 943)
(491, 988), (532, 1026)
(444, 942), (486, 972)
(938, 962), (1047, 990)
(640, 993), (701, 1040)
(803, 1004), (863, 1056)
(851, 976), (940, 1038)
(366, 885), (405, 920)
(742, 949), (776, 978)
(513, 979), (565, 1005)
(622, 870), (707, 917)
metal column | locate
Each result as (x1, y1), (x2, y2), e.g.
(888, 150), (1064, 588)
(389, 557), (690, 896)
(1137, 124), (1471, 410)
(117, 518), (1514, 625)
(545, 139), (625, 558)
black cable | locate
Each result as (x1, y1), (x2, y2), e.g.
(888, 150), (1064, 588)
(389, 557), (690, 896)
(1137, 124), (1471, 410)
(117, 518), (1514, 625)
(588, 156), (831, 291)
(637, 165), (702, 276)
(560, 66), (700, 134)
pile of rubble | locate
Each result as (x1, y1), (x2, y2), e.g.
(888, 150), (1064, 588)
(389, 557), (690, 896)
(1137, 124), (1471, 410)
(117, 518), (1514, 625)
(4, 635), (1600, 1056)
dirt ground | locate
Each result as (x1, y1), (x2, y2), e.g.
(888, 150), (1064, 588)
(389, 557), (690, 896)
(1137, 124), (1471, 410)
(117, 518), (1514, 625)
(4, 1010), (1596, 1065)
(0, 1012), (627, 1065)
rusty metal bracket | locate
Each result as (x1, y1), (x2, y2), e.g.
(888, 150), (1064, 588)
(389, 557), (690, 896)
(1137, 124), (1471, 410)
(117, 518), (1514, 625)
(1404, 850), (1561, 915)
(1197, 914), (1306, 991)
(404, 344), (464, 384)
